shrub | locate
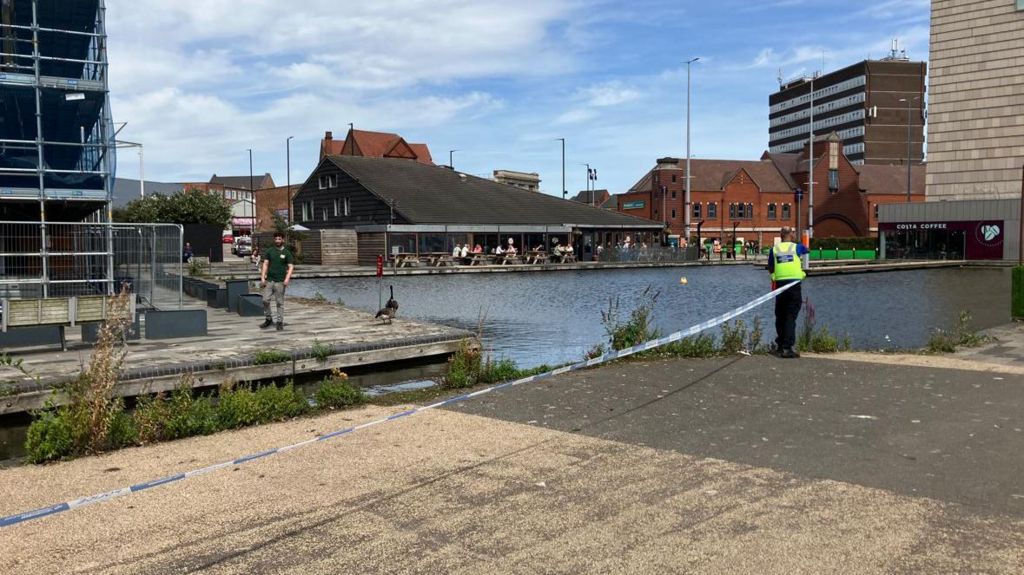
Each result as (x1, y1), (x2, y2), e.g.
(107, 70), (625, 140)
(479, 358), (521, 384)
(164, 387), (218, 440)
(315, 375), (366, 409)
(25, 409), (75, 463)
(217, 382), (308, 429)
(445, 339), (482, 389)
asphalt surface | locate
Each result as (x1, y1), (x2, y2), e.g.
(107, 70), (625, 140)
(448, 355), (1024, 517)
(1, 354), (1022, 574)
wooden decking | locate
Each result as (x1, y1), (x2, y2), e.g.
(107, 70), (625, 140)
(0, 296), (473, 415)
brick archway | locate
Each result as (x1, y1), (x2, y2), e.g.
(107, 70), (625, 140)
(813, 214), (862, 237)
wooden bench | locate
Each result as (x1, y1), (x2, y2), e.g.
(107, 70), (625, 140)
(1, 295), (136, 350)
(524, 251), (548, 264)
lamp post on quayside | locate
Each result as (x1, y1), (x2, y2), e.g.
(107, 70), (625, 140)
(556, 138), (566, 199)
(899, 96), (920, 202)
(286, 136), (294, 224)
(247, 149), (254, 235)
(684, 57), (699, 245)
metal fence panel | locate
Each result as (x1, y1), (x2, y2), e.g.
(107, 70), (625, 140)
(0, 221), (183, 310)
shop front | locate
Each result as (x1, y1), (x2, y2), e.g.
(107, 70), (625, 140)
(879, 220), (1004, 260)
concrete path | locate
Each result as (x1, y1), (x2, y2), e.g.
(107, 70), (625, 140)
(1, 353), (1022, 574)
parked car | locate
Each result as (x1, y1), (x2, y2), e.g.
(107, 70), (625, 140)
(222, 232), (234, 244)
(234, 236), (252, 257)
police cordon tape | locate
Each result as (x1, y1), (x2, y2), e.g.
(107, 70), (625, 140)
(0, 281), (798, 529)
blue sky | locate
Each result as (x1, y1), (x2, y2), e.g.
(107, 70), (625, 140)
(105, 0), (930, 196)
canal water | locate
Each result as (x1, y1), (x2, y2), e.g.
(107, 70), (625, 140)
(292, 266), (1012, 368)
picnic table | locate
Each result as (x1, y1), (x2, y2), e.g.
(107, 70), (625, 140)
(393, 253), (420, 268)
(423, 252), (457, 267)
(467, 253), (493, 266)
(496, 253), (522, 265)
(524, 250), (549, 264)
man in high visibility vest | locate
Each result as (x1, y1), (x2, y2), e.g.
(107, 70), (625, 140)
(768, 227), (808, 358)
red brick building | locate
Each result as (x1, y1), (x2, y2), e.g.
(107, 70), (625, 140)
(320, 128), (433, 165)
(619, 133), (924, 246)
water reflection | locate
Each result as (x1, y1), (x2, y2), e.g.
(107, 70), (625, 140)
(293, 266), (1011, 368)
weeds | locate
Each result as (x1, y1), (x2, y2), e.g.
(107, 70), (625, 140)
(253, 349), (292, 365)
(601, 287), (660, 351)
(795, 298), (851, 353)
(926, 310), (989, 354)
(188, 259), (206, 277)
(310, 340), (332, 362)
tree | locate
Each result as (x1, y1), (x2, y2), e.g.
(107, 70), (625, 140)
(117, 189), (232, 226)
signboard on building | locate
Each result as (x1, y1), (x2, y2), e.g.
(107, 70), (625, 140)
(879, 220), (1004, 260)
(622, 200), (646, 210)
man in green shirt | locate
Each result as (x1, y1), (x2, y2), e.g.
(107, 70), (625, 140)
(260, 231), (295, 331)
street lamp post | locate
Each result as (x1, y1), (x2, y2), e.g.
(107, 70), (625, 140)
(557, 138), (566, 199)
(286, 136), (294, 224)
(685, 57), (700, 243)
(899, 96), (920, 201)
(247, 149), (254, 235)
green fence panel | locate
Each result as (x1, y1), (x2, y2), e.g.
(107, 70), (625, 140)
(837, 249), (855, 259)
(853, 250), (876, 260)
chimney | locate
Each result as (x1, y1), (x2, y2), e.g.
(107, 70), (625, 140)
(325, 131), (333, 140)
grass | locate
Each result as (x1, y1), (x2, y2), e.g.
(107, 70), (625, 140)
(310, 340), (332, 362)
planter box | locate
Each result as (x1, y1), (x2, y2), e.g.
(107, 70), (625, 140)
(144, 309), (207, 339)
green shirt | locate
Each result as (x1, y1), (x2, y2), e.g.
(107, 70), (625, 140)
(262, 245), (294, 282)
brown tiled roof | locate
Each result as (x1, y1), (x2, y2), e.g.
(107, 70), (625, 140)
(856, 164), (926, 195)
(321, 129), (433, 165)
(324, 156), (662, 228)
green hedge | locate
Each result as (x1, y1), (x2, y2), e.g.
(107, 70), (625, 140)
(809, 236), (878, 250)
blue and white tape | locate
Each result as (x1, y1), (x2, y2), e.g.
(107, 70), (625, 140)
(0, 282), (797, 529)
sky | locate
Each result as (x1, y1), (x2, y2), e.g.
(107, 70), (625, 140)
(105, 0), (931, 197)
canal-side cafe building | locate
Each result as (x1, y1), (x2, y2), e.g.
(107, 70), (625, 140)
(291, 155), (666, 265)
(878, 199), (1020, 261)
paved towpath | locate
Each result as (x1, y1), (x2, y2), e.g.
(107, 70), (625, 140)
(1, 352), (1022, 574)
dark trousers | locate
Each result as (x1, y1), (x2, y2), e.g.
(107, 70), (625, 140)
(774, 280), (802, 350)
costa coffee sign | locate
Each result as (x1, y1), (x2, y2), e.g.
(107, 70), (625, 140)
(880, 220), (1004, 260)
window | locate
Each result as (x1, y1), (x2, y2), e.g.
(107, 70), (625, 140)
(708, 202), (717, 219)
(693, 203), (702, 219)
(746, 203), (754, 220)
(671, 208), (676, 219)
(301, 202), (310, 222)
(318, 174), (337, 190)
(322, 208), (328, 221)
(671, 174), (677, 183)
(344, 197), (351, 216)
(828, 169), (839, 192)
(333, 198), (340, 217)
(729, 203), (737, 219)
(768, 203), (777, 220)
(874, 203), (879, 219)
(781, 203), (791, 220)
(671, 190), (677, 199)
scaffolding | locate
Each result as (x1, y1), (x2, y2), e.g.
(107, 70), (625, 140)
(0, 0), (116, 298)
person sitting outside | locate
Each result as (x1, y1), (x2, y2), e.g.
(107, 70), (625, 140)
(182, 242), (194, 264)
(472, 244), (483, 254)
(452, 243), (461, 259)
(460, 243), (470, 264)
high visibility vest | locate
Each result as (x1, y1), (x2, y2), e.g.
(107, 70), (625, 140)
(771, 242), (806, 281)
